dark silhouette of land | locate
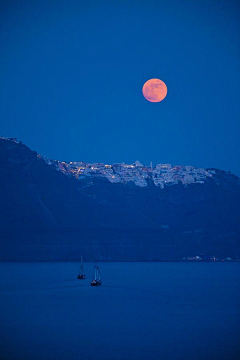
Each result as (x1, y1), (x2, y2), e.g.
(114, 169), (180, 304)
(0, 138), (240, 261)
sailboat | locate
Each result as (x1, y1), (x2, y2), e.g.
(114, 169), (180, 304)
(77, 256), (86, 279)
(91, 263), (101, 286)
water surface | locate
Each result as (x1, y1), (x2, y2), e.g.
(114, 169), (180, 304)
(0, 262), (239, 360)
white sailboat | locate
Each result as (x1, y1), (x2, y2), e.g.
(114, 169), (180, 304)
(77, 256), (86, 279)
(91, 263), (101, 286)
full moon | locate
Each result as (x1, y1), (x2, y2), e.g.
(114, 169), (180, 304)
(142, 78), (167, 102)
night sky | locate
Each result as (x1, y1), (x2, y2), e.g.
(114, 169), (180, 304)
(1, 0), (240, 174)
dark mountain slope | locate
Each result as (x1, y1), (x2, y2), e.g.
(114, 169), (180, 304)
(0, 138), (240, 261)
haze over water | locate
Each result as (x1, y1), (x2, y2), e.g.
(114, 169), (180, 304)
(0, 262), (239, 360)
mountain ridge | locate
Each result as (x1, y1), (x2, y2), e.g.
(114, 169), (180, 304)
(0, 137), (240, 261)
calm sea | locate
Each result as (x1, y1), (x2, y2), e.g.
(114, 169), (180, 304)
(0, 262), (239, 360)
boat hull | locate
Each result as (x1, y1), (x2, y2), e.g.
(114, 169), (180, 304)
(91, 280), (101, 286)
(77, 275), (86, 279)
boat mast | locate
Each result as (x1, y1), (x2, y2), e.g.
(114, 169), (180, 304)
(94, 264), (97, 280)
(81, 256), (84, 273)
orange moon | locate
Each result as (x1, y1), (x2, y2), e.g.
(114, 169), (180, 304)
(142, 78), (167, 102)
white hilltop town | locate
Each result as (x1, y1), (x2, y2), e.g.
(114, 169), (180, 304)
(39, 157), (213, 188)
(0, 137), (214, 188)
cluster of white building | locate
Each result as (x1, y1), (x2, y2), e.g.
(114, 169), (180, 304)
(50, 159), (212, 188)
(0, 137), (214, 188)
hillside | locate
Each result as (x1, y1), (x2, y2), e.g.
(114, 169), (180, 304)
(0, 137), (240, 261)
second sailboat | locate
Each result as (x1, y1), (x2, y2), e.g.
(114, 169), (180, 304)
(91, 263), (101, 286)
(77, 256), (86, 279)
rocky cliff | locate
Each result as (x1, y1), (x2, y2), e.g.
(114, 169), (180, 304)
(0, 138), (240, 261)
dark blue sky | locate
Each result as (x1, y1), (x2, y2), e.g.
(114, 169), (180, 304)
(1, 0), (240, 174)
